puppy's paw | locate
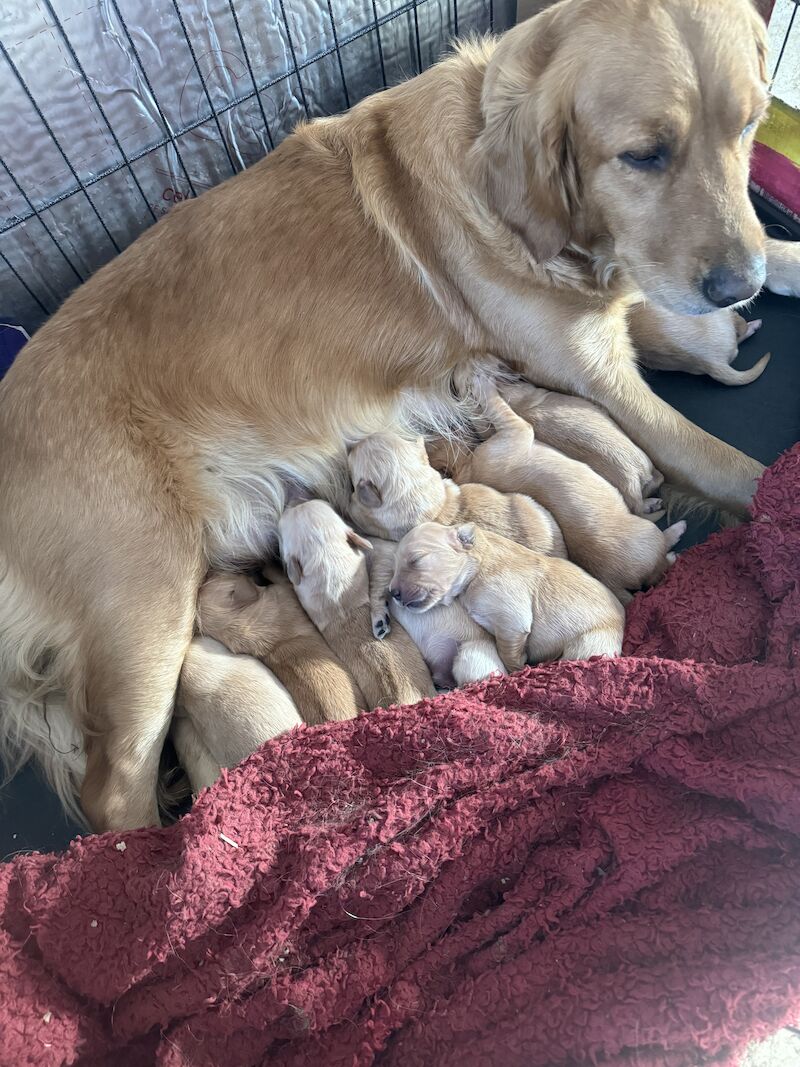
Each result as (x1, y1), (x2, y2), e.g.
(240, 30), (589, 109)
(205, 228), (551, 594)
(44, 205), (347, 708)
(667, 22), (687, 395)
(642, 496), (664, 515)
(372, 610), (392, 640)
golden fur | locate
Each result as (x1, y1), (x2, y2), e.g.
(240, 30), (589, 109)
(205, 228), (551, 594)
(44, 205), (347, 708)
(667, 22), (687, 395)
(196, 571), (366, 726)
(391, 522), (625, 669)
(278, 501), (436, 708)
(435, 369), (686, 600)
(0, 0), (784, 828)
(368, 537), (506, 688)
(172, 636), (303, 793)
(347, 431), (566, 555)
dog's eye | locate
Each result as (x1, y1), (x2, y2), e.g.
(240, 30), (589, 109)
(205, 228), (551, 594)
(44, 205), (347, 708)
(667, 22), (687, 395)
(619, 145), (669, 171)
(741, 121), (757, 141)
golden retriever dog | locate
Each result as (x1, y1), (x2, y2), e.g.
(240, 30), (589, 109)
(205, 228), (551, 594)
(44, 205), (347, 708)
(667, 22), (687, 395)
(172, 636), (303, 794)
(278, 500), (436, 707)
(392, 522), (625, 670)
(0, 0), (787, 828)
(495, 377), (664, 513)
(197, 570), (366, 726)
(439, 369), (686, 600)
(347, 431), (566, 555)
(368, 537), (506, 688)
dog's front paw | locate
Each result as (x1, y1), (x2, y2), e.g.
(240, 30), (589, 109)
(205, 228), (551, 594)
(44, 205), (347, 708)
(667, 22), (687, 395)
(372, 609), (392, 640)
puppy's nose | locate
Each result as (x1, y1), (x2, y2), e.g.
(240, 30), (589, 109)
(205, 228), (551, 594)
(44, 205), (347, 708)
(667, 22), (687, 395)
(389, 587), (402, 602)
(701, 264), (764, 308)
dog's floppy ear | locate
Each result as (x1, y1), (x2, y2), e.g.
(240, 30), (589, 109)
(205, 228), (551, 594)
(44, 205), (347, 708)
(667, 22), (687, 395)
(284, 556), (303, 586)
(357, 478), (382, 508)
(453, 523), (477, 551)
(346, 529), (373, 554)
(229, 573), (260, 608)
(473, 13), (580, 262)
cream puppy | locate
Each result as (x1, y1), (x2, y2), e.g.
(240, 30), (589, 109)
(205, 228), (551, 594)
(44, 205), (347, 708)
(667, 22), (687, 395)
(172, 636), (303, 793)
(196, 570), (366, 723)
(347, 432), (565, 556)
(368, 537), (506, 688)
(496, 378), (663, 514)
(392, 522), (625, 670)
(279, 500), (436, 708)
(439, 374), (685, 602)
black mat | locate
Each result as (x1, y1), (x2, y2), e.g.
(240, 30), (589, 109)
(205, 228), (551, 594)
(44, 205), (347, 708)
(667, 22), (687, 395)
(2, 221), (798, 859)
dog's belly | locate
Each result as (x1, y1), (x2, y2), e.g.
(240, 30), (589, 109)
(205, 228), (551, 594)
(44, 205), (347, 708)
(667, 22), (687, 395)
(198, 384), (466, 566)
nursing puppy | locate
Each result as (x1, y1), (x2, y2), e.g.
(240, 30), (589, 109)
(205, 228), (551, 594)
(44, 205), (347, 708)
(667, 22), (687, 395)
(197, 570), (365, 724)
(279, 500), (436, 708)
(172, 636), (303, 794)
(347, 432), (566, 556)
(392, 522), (625, 670)
(439, 373), (685, 601)
(495, 378), (663, 514)
(368, 537), (505, 688)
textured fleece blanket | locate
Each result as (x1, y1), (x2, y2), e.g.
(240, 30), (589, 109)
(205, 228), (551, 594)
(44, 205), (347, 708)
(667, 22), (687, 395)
(2, 446), (800, 1067)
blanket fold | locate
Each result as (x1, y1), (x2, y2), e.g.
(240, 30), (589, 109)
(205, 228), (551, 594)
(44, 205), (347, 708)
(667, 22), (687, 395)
(2, 445), (799, 1067)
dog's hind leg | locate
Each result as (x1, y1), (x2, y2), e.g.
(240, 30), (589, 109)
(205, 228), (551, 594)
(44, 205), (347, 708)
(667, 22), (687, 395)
(78, 540), (202, 832)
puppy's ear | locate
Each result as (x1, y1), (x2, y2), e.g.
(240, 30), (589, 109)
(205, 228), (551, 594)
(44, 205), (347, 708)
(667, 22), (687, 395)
(454, 523), (477, 550)
(472, 12), (580, 262)
(346, 529), (374, 554)
(284, 556), (303, 586)
(414, 436), (430, 463)
(356, 479), (382, 508)
(229, 573), (260, 608)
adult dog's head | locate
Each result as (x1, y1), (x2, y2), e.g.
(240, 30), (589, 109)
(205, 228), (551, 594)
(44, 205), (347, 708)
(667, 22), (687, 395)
(474, 0), (770, 313)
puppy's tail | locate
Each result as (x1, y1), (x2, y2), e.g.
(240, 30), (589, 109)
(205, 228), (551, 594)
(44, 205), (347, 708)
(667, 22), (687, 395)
(708, 351), (771, 386)
(0, 557), (87, 827)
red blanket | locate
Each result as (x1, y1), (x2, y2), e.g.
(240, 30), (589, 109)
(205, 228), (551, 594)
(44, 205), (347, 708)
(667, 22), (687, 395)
(2, 447), (799, 1067)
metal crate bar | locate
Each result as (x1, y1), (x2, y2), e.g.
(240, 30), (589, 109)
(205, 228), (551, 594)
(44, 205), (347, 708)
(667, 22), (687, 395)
(326, 0), (352, 107)
(772, 0), (798, 79)
(107, 0), (198, 198)
(0, 155), (84, 282)
(276, 0), (312, 118)
(170, 0), (240, 175)
(40, 0), (157, 224)
(0, 37), (121, 252)
(370, 0), (388, 88)
(227, 0), (276, 150)
(1, 248), (50, 316)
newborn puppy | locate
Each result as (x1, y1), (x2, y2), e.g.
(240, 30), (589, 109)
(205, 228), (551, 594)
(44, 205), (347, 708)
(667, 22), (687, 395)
(173, 635), (303, 793)
(279, 500), (436, 708)
(197, 570), (366, 723)
(392, 522), (625, 670)
(630, 304), (768, 386)
(496, 378), (663, 515)
(439, 372), (685, 603)
(347, 432), (565, 556)
(369, 537), (506, 688)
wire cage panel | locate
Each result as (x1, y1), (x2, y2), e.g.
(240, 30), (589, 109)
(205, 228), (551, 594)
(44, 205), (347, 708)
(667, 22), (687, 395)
(0, 0), (515, 331)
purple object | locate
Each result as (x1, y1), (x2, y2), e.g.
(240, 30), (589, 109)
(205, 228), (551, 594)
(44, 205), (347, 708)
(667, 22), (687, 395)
(0, 321), (28, 378)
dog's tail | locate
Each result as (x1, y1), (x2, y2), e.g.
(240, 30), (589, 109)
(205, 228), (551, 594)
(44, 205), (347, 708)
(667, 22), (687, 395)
(708, 351), (771, 387)
(0, 556), (87, 826)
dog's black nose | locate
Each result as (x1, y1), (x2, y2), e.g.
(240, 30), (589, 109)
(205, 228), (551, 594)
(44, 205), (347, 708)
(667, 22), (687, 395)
(390, 587), (402, 601)
(701, 265), (763, 308)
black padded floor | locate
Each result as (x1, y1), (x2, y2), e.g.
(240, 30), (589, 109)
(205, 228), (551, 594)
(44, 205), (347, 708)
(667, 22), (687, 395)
(2, 233), (799, 859)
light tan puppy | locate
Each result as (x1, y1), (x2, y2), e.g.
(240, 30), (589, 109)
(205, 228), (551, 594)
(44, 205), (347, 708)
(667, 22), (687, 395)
(196, 571), (366, 724)
(0, 0), (777, 830)
(630, 305), (768, 386)
(495, 378), (663, 514)
(440, 373), (685, 601)
(368, 538), (506, 688)
(172, 636), (303, 794)
(347, 432), (566, 556)
(278, 500), (436, 708)
(763, 238), (800, 298)
(392, 522), (625, 670)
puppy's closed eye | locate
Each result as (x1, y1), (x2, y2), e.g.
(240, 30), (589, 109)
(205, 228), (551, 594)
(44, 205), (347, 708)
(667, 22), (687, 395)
(357, 479), (382, 508)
